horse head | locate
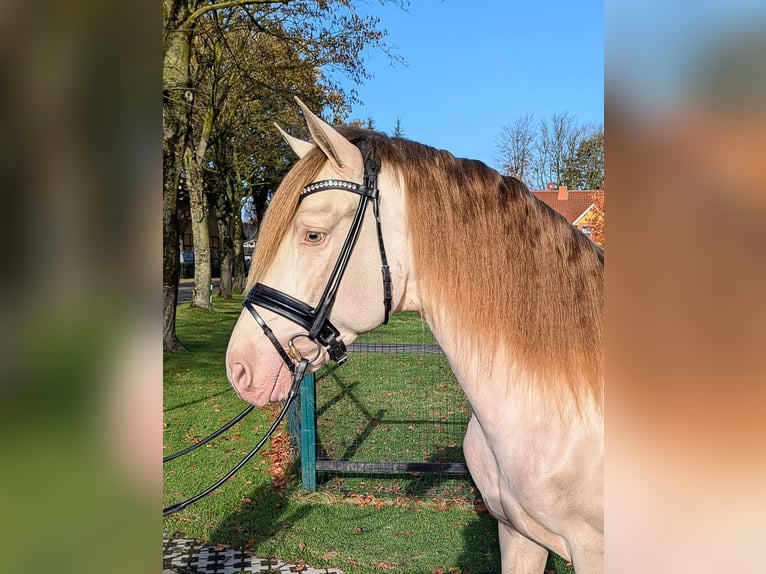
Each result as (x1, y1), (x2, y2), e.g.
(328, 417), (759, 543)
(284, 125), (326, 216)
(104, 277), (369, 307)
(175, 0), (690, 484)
(225, 99), (411, 406)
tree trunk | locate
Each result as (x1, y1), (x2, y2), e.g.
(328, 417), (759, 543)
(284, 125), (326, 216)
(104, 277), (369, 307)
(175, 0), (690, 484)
(218, 233), (233, 298)
(215, 181), (234, 299)
(231, 207), (247, 292)
(162, 7), (193, 352)
(162, 160), (186, 352)
(185, 142), (213, 311)
(187, 95), (219, 310)
(230, 157), (248, 292)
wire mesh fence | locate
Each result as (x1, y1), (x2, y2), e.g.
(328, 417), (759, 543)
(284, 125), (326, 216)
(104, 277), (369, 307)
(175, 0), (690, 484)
(291, 312), (479, 501)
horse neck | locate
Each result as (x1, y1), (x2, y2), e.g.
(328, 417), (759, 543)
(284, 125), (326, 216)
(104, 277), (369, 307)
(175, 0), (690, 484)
(405, 254), (602, 423)
(422, 307), (600, 430)
(420, 308), (511, 403)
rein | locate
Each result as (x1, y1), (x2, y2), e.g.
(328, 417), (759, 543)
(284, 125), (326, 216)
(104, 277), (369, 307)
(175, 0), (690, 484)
(163, 359), (308, 517)
(163, 140), (390, 517)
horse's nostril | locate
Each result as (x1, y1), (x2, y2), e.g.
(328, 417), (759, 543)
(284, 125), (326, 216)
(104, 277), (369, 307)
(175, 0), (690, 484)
(230, 362), (252, 391)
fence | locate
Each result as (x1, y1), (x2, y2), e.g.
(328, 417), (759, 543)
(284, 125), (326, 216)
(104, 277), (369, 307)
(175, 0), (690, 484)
(288, 312), (477, 499)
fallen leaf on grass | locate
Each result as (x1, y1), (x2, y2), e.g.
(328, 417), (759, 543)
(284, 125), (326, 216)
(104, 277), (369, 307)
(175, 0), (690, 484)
(322, 551), (339, 560)
(431, 568), (445, 574)
(297, 541), (306, 550)
(377, 562), (394, 570)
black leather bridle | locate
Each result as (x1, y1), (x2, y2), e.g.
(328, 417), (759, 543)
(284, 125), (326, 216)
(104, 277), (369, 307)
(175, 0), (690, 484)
(163, 141), (391, 517)
(244, 140), (392, 371)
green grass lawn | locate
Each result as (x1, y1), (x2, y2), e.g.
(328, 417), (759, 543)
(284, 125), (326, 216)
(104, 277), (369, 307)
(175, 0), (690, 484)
(163, 294), (576, 574)
(311, 343), (475, 500)
(354, 311), (439, 345)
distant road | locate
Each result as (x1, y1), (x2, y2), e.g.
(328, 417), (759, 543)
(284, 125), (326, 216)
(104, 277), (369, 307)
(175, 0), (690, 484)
(177, 279), (220, 304)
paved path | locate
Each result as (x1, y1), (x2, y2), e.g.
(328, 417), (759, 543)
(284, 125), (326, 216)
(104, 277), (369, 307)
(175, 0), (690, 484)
(164, 533), (343, 574)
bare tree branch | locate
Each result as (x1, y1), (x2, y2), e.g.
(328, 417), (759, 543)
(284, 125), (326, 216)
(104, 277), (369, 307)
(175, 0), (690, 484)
(187, 0), (288, 28)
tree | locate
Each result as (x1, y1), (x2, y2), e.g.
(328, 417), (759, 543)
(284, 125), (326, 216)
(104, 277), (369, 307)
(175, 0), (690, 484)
(532, 112), (589, 190)
(496, 113), (535, 181)
(496, 113), (603, 190)
(162, 0), (406, 350)
(348, 115), (376, 130)
(183, 14), (224, 311)
(589, 190), (605, 246)
(392, 116), (405, 137)
(201, 18), (341, 294)
(163, 0), (196, 352)
(561, 128), (604, 190)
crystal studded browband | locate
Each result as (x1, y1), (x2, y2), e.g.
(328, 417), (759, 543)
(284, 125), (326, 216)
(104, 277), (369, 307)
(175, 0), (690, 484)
(300, 179), (363, 196)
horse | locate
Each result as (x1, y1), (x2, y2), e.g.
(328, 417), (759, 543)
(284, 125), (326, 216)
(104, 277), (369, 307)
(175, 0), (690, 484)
(225, 98), (604, 574)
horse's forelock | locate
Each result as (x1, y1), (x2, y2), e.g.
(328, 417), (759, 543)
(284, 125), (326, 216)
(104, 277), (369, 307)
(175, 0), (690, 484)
(245, 147), (327, 291)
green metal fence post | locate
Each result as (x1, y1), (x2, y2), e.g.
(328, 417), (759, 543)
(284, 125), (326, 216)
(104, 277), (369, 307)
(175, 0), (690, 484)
(299, 373), (317, 490)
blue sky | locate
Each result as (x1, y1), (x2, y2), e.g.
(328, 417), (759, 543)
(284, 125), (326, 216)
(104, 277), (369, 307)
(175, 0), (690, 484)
(333, 0), (603, 171)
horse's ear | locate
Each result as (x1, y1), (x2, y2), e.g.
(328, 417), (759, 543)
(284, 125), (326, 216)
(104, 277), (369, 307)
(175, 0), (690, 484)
(294, 97), (360, 174)
(274, 123), (315, 159)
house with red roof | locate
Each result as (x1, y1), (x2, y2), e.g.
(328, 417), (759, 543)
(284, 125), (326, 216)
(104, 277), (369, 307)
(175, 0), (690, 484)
(531, 185), (604, 241)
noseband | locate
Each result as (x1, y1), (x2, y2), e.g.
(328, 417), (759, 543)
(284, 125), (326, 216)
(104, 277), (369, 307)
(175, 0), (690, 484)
(163, 140), (391, 517)
(243, 140), (392, 371)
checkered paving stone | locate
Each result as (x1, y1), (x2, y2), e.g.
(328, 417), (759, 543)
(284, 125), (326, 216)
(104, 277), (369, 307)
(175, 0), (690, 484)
(163, 533), (344, 574)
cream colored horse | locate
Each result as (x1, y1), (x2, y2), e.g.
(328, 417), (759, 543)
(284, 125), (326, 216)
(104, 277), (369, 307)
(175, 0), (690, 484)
(226, 100), (604, 573)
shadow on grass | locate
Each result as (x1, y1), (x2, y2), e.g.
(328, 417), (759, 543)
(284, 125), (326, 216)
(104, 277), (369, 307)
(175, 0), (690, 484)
(164, 388), (234, 412)
(455, 516), (577, 574)
(207, 482), (313, 555)
(456, 515), (500, 574)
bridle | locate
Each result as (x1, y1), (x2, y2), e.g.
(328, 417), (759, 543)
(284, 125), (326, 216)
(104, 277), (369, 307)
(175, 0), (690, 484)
(163, 140), (391, 517)
(244, 139), (392, 370)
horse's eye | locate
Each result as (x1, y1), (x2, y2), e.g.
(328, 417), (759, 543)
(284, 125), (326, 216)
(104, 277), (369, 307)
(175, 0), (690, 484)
(305, 231), (325, 244)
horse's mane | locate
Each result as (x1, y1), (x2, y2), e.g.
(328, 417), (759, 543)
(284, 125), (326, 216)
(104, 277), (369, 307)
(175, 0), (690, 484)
(248, 126), (603, 409)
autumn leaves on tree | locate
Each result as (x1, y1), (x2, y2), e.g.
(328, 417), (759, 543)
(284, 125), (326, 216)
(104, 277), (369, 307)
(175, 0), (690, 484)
(162, 0), (405, 351)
